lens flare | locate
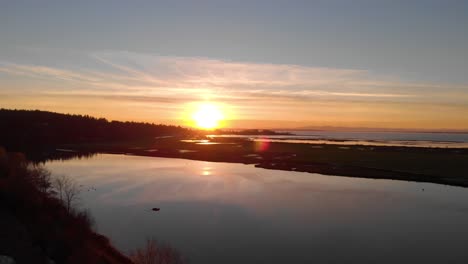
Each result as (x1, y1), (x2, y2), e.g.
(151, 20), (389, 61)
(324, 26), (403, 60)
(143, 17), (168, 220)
(254, 139), (270, 152)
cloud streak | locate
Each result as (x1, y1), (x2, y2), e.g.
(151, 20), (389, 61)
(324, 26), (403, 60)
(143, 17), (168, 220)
(1, 51), (468, 129)
(0, 53), (437, 100)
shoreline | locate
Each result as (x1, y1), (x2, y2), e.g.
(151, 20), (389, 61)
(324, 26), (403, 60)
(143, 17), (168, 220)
(36, 137), (468, 188)
(114, 151), (468, 188)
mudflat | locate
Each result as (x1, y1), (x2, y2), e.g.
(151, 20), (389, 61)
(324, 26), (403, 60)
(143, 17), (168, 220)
(48, 136), (468, 188)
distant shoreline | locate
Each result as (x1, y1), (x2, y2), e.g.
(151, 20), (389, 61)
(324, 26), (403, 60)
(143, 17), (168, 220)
(29, 137), (468, 189)
(274, 128), (468, 134)
(58, 149), (468, 188)
(207, 136), (468, 149)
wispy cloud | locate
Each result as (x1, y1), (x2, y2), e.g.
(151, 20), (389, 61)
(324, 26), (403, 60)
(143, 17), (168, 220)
(0, 52), (437, 101)
(1, 51), (468, 128)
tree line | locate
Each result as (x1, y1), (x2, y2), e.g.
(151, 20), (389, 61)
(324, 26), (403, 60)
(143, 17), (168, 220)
(0, 109), (194, 150)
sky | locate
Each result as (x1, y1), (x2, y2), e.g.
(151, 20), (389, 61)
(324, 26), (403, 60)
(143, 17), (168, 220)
(1, 0), (468, 130)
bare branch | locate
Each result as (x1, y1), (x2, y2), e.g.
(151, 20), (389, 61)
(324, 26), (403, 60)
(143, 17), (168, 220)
(52, 174), (80, 212)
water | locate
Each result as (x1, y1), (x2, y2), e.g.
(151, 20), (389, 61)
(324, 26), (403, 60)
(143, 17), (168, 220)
(210, 131), (468, 148)
(45, 154), (468, 264)
(287, 130), (468, 142)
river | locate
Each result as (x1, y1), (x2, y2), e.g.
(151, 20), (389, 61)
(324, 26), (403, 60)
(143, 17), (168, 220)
(45, 154), (468, 264)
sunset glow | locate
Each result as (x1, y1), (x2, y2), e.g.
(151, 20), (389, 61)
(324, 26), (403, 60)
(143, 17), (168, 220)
(1, 1), (468, 131)
(191, 103), (224, 130)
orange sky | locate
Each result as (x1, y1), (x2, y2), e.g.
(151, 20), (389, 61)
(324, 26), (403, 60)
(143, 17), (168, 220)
(1, 53), (468, 131)
(2, 2), (468, 131)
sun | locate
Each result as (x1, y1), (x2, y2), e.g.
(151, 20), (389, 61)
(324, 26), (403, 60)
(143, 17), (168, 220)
(192, 103), (224, 130)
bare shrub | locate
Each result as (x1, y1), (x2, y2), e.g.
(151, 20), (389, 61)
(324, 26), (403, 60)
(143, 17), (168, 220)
(28, 164), (52, 194)
(52, 174), (80, 212)
(71, 208), (95, 231)
(130, 239), (186, 264)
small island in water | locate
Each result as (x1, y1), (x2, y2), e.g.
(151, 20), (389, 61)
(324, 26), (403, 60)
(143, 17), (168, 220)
(209, 129), (292, 136)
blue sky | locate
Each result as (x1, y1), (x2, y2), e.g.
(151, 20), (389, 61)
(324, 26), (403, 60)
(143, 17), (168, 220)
(1, 0), (468, 129)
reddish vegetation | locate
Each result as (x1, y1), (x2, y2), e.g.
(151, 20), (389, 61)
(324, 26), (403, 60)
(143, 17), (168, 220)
(0, 147), (132, 264)
(129, 239), (185, 264)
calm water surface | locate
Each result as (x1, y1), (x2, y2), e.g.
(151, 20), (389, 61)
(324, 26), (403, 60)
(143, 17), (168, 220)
(210, 131), (468, 148)
(45, 154), (468, 264)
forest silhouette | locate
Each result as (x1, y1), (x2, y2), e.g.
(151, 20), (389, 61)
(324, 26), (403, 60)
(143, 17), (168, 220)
(0, 109), (193, 150)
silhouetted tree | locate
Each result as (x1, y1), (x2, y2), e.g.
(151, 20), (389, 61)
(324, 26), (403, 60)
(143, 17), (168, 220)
(52, 174), (80, 213)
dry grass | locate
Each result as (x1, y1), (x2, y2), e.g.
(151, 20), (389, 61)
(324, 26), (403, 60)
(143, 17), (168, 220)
(130, 239), (186, 264)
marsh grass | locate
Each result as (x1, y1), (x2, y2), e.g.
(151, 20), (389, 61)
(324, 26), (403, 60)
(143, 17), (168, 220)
(130, 239), (186, 264)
